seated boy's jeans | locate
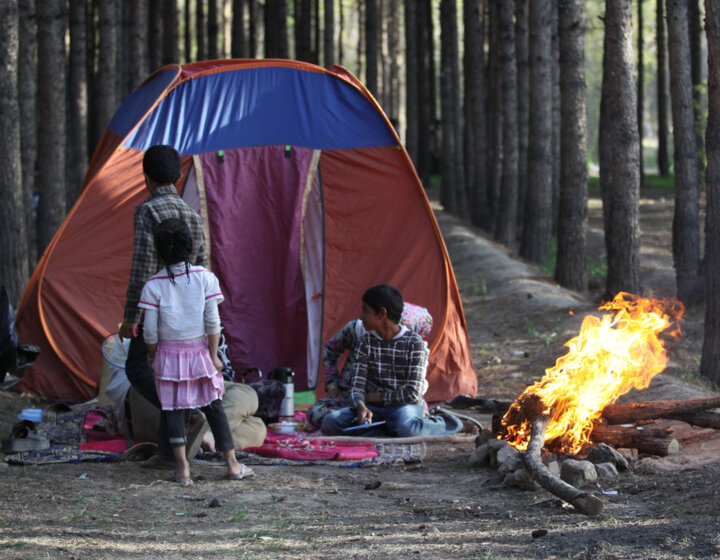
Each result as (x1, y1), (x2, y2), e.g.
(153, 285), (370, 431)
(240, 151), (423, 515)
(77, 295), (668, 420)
(320, 402), (462, 437)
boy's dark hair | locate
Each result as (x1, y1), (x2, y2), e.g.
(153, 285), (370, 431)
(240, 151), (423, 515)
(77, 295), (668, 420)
(154, 218), (193, 284)
(143, 145), (181, 185)
(362, 284), (403, 324)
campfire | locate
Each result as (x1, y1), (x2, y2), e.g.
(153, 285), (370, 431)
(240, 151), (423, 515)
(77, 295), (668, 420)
(469, 292), (713, 516)
(498, 292), (684, 455)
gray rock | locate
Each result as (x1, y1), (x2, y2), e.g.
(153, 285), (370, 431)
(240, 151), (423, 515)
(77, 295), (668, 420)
(503, 468), (540, 491)
(560, 459), (598, 488)
(468, 443), (489, 467)
(497, 456), (523, 478)
(586, 443), (629, 472)
(546, 460), (560, 477)
(595, 462), (619, 480)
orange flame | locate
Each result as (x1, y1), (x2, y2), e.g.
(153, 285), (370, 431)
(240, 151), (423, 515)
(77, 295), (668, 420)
(500, 292), (684, 454)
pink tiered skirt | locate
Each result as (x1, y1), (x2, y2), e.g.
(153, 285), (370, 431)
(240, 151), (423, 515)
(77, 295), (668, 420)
(153, 338), (225, 411)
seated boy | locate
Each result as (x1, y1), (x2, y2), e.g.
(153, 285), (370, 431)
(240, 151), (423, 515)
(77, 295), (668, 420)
(320, 284), (462, 437)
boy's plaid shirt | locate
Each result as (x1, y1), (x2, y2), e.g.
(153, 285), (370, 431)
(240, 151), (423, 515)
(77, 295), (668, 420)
(349, 328), (429, 408)
(124, 185), (208, 323)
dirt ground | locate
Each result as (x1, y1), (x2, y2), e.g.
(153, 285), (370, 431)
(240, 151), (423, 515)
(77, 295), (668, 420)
(1, 193), (719, 560)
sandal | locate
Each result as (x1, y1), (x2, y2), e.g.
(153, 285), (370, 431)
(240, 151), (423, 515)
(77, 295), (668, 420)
(172, 471), (194, 486)
(226, 464), (254, 480)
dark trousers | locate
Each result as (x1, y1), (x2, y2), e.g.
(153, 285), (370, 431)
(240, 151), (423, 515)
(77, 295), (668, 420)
(125, 326), (173, 459)
(165, 399), (235, 452)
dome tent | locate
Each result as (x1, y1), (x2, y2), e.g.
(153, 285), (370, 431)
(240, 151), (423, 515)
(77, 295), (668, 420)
(15, 59), (476, 403)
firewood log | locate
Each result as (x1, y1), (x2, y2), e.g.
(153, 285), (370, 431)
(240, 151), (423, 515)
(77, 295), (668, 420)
(520, 414), (605, 517)
(590, 424), (679, 456)
(601, 396), (720, 424)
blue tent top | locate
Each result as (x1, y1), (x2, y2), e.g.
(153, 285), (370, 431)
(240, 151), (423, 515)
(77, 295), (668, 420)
(109, 65), (397, 155)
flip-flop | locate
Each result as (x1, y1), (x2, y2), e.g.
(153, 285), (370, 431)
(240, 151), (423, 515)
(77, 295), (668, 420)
(226, 464), (254, 480)
(172, 471), (194, 486)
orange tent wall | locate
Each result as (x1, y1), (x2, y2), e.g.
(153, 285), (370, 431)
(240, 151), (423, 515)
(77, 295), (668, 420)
(319, 146), (477, 401)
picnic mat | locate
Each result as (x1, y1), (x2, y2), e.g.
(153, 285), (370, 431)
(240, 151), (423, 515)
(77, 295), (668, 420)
(3, 403), (426, 467)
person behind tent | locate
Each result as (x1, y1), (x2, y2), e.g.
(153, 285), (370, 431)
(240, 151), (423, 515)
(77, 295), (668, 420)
(138, 217), (253, 484)
(307, 302), (433, 427)
(320, 284), (462, 437)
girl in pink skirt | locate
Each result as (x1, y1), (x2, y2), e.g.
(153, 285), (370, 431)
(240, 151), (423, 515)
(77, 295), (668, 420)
(139, 218), (253, 485)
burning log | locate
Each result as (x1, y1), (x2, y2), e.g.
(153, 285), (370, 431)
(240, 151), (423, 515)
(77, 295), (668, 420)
(515, 394), (605, 516)
(601, 396), (720, 425)
(520, 413), (605, 517)
(590, 423), (679, 456)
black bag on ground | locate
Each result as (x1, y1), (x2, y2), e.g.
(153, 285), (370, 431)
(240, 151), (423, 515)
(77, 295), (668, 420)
(235, 368), (285, 423)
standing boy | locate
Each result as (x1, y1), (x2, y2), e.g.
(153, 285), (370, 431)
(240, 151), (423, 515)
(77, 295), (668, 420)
(320, 284), (462, 437)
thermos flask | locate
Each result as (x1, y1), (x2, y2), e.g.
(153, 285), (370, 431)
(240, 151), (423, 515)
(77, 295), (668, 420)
(269, 367), (295, 420)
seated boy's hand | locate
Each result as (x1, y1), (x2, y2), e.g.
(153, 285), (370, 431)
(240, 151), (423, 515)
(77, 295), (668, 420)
(356, 403), (373, 424)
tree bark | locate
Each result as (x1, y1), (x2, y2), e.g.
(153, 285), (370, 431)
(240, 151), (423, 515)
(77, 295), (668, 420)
(551, 0), (560, 235)
(365, 0), (378, 96)
(701, 0), (720, 385)
(36, 0), (67, 255)
(296, 0), (312, 62)
(0, 0), (29, 305)
(265, 0), (288, 58)
(404, 0), (418, 166)
(385, 0), (400, 124)
(68, 0), (88, 206)
(465, 0), (489, 228)
(515, 0), (529, 231)
(127, 1), (148, 86)
(494, 0), (518, 245)
(148, 0), (162, 72)
(416, 0), (435, 188)
(486, 1), (502, 234)
(519, 0), (553, 263)
(96, 0), (118, 136)
(667, 0), (701, 305)
(162, 0), (178, 65)
(656, 0), (670, 176)
(602, 396), (720, 424)
(18, 0), (36, 267)
(208, 0), (218, 59)
(590, 424), (679, 456)
(689, 0), (703, 167)
(520, 415), (605, 517)
(555, 0), (588, 291)
(196, 0), (206, 60)
(601, 0), (641, 299)
(637, 0), (645, 189)
(232, 0), (247, 58)
(324, 0), (334, 67)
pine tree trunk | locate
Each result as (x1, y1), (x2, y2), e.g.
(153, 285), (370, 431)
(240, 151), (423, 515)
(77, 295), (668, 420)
(208, 0), (218, 59)
(515, 0), (529, 231)
(465, 0), (489, 228)
(128, 1), (148, 84)
(656, 0), (670, 177)
(148, 0), (162, 71)
(231, 0), (243, 58)
(196, 0), (206, 60)
(184, 0), (192, 61)
(248, 0), (257, 57)
(637, 0), (645, 188)
(68, 0), (88, 206)
(161, 0), (178, 65)
(36, 0), (67, 254)
(702, 0), (720, 385)
(416, 0), (434, 188)
(667, 0), (701, 304)
(324, 0), (335, 67)
(96, 0), (118, 135)
(601, 0), (641, 299)
(386, 0), (399, 123)
(555, 0), (588, 292)
(519, 0), (553, 263)
(365, 0), (378, 96)
(0, 0), (29, 305)
(296, 0), (312, 62)
(404, 0), (419, 166)
(495, 0), (518, 244)
(551, 0), (560, 235)
(265, 0), (288, 58)
(486, 1), (502, 235)
(18, 0), (36, 267)
(689, 0), (703, 167)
